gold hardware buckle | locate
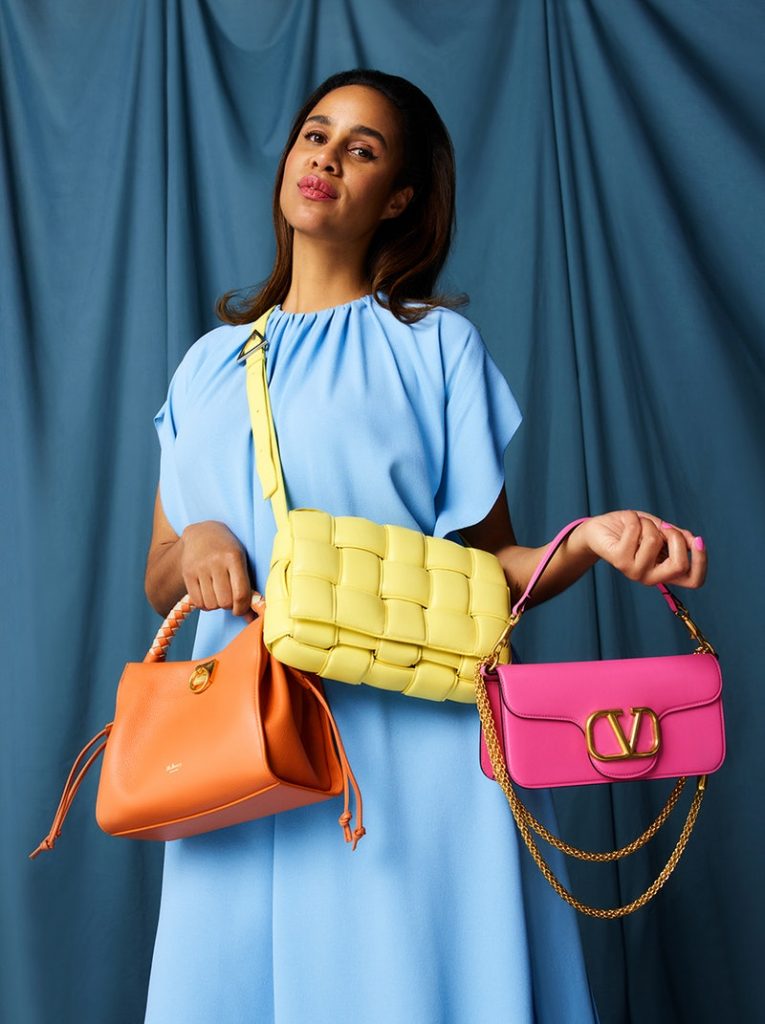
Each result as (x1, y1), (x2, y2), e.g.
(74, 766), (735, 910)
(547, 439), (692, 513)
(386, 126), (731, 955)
(484, 612), (521, 672)
(671, 597), (716, 655)
(189, 659), (217, 693)
(585, 707), (661, 762)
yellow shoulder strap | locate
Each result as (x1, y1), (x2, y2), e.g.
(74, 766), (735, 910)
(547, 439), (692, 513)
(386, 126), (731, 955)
(238, 306), (289, 531)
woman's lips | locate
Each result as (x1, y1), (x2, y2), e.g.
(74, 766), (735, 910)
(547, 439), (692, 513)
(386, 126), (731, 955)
(297, 175), (338, 201)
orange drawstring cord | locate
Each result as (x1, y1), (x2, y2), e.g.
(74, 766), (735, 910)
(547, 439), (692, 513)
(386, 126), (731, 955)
(302, 677), (366, 850)
(29, 723), (113, 859)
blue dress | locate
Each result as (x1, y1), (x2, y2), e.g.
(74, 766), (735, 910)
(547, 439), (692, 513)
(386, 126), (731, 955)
(144, 293), (600, 1024)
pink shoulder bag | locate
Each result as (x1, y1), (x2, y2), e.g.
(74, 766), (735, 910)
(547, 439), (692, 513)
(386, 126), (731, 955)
(475, 516), (725, 919)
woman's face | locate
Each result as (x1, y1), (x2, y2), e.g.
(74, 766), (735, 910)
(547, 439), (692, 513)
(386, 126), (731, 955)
(279, 85), (413, 246)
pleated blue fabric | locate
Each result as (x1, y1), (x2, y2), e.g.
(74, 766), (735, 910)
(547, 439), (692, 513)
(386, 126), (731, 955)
(144, 293), (599, 1023)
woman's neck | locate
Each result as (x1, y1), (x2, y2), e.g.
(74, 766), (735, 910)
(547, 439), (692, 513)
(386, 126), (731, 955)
(280, 232), (373, 313)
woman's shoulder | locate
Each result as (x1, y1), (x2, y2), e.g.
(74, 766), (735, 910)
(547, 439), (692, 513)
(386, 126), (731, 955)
(391, 300), (491, 373)
(364, 299), (500, 401)
(382, 298), (484, 348)
(169, 321), (250, 388)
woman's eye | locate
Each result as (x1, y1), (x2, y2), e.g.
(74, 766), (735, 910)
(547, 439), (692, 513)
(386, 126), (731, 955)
(302, 131), (375, 160)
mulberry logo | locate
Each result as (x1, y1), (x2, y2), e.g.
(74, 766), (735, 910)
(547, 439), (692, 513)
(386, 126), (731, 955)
(165, 762), (182, 774)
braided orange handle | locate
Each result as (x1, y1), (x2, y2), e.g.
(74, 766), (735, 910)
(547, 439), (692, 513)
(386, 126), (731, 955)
(145, 591), (264, 662)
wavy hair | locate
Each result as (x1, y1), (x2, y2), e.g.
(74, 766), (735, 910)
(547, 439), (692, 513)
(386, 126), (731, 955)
(214, 68), (466, 326)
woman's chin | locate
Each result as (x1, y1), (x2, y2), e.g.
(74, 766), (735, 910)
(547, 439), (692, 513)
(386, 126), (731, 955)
(282, 195), (349, 228)
(281, 200), (371, 247)
(287, 217), (350, 245)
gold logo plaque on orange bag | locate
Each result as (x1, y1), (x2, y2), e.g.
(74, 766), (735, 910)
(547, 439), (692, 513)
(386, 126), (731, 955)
(188, 659), (217, 693)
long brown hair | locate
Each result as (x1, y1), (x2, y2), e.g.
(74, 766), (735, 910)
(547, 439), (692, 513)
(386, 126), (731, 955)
(214, 69), (466, 326)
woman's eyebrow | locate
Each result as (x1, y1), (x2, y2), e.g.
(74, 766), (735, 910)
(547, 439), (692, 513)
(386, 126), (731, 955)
(303, 114), (388, 150)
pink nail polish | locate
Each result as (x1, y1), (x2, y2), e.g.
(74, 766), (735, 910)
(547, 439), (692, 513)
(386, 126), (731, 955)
(661, 522), (673, 529)
(694, 536), (705, 551)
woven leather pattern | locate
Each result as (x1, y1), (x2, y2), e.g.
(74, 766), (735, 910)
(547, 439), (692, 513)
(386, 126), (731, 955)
(263, 509), (511, 703)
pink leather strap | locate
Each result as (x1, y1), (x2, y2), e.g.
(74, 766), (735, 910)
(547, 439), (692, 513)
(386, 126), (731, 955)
(512, 517), (681, 618)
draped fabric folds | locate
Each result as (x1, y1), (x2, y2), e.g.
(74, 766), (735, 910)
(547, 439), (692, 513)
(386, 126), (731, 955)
(1, 2), (762, 1022)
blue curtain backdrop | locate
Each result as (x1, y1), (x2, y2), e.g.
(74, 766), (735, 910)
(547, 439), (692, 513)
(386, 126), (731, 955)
(2, 1), (762, 1021)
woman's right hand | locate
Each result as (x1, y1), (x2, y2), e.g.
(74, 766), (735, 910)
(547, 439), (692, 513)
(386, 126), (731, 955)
(179, 520), (259, 622)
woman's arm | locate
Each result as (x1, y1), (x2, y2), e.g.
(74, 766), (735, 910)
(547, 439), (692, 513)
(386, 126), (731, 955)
(458, 489), (707, 609)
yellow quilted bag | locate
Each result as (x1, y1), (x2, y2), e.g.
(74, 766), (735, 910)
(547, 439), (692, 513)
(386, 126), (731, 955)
(238, 306), (512, 703)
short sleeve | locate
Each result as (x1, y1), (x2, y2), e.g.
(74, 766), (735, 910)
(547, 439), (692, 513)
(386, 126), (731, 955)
(433, 321), (523, 542)
(153, 358), (191, 536)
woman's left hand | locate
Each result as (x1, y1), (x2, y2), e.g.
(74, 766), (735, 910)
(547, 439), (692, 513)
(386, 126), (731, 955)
(574, 510), (707, 589)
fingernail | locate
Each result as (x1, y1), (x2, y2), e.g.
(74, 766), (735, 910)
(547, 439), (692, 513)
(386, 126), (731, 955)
(661, 522), (673, 530)
(694, 536), (705, 551)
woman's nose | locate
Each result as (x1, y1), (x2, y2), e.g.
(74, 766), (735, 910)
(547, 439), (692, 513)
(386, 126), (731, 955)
(311, 145), (338, 173)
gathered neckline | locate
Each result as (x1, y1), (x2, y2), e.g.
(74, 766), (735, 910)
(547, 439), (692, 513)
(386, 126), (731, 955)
(272, 292), (376, 318)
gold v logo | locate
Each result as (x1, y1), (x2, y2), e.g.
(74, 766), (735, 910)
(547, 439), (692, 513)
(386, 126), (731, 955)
(585, 707), (661, 762)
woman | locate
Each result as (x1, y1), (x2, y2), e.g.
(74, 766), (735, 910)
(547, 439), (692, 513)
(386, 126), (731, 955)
(144, 69), (706, 1023)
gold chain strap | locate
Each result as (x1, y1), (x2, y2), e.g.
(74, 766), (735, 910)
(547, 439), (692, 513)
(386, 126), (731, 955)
(519, 775), (688, 861)
(473, 658), (708, 919)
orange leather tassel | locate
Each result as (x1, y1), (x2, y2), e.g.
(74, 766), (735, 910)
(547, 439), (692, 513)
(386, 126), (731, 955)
(29, 724), (112, 858)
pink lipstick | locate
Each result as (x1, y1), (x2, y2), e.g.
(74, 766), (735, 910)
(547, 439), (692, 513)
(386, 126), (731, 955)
(298, 174), (338, 201)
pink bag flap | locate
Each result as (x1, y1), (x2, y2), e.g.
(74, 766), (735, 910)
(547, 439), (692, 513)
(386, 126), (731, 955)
(495, 651), (722, 724)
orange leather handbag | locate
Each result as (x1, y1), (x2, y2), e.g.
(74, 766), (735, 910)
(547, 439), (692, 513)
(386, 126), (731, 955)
(29, 594), (365, 858)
